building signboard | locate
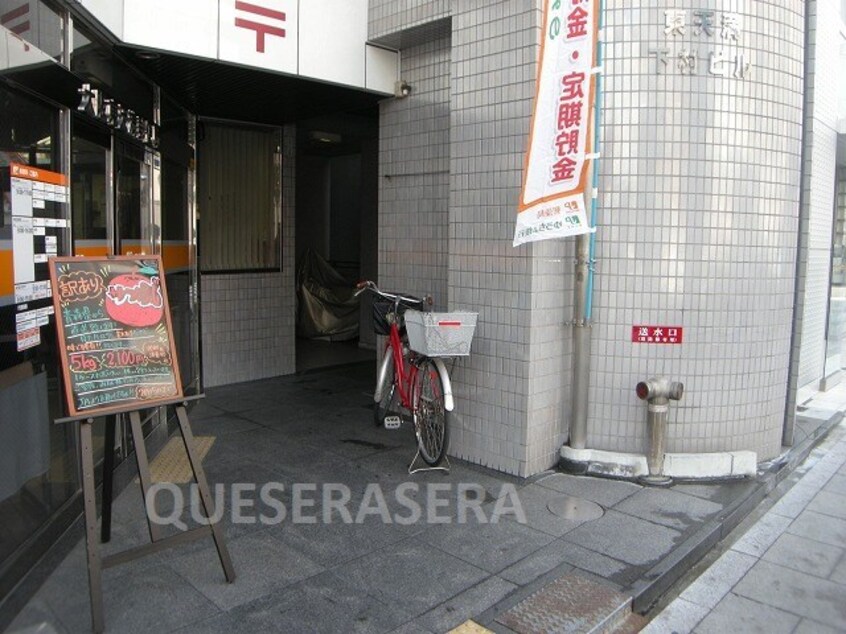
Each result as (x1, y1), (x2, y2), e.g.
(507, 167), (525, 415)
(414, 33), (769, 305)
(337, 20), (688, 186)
(219, 0), (298, 74)
(632, 325), (684, 344)
(9, 163), (67, 350)
(650, 8), (752, 78)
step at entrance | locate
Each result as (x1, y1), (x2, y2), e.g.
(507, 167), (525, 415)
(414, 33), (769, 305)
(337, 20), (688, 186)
(495, 573), (632, 634)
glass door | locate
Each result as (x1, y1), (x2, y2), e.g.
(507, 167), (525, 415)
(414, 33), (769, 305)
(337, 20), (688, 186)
(115, 139), (153, 257)
(71, 121), (112, 466)
(160, 97), (199, 394)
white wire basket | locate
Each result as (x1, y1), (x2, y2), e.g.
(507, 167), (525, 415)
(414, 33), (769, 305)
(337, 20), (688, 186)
(404, 310), (478, 357)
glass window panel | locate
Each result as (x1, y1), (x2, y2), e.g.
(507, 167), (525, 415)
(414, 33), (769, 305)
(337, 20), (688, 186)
(0, 83), (77, 570)
(0, 0), (62, 61)
(826, 166), (846, 379)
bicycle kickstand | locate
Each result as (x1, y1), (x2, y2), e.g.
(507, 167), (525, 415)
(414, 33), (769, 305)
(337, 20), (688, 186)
(407, 450), (451, 475)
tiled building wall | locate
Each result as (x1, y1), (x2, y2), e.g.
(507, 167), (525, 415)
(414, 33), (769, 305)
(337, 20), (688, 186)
(373, 0), (831, 472)
(589, 2), (805, 460)
(200, 125), (297, 387)
(794, 0), (842, 399)
(369, 0), (450, 41)
(375, 1), (570, 476)
(448, 0), (571, 476)
(378, 36), (451, 308)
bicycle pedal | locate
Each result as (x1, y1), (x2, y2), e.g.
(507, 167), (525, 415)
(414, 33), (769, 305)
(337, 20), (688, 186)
(383, 416), (401, 430)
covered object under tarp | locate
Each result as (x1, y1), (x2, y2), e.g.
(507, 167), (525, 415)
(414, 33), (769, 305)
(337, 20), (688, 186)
(296, 249), (360, 340)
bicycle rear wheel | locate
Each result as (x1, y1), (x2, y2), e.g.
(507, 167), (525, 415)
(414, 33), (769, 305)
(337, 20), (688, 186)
(374, 356), (397, 426)
(413, 359), (449, 466)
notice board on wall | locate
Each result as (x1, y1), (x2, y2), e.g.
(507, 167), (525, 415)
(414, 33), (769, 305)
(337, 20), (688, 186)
(48, 255), (183, 418)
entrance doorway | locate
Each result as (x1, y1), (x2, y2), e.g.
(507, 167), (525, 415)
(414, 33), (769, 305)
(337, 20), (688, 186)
(294, 112), (378, 372)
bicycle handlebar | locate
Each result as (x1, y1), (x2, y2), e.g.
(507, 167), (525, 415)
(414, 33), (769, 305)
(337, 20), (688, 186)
(355, 280), (431, 306)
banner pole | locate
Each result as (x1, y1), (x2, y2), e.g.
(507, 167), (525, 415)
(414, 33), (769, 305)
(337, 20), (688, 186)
(585, 0), (604, 322)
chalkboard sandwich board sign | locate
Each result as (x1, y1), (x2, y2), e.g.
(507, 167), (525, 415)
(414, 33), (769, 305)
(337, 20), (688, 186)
(48, 255), (183, 418)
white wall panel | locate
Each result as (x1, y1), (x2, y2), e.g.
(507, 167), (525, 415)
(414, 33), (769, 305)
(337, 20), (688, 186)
(300, 0), (366, 86)
(83, 0), (396, 93)
(366, 44), (398, 94)
(123, 0), (217, 59)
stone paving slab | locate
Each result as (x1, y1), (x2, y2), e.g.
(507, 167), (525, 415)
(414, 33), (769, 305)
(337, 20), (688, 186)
(674, 549), (757, 610)
(760, 532), (844, 578)
(534, 473), (641, 507)
(612, 488), (724, 532)
(694, 592), (800, 634)
(733, 559), (846, 629)
(643, 417), (846, 634)
(561, 510), (683, 567)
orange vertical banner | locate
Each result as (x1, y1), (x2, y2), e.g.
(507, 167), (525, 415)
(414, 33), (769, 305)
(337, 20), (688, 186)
(514, 0), (599, 246)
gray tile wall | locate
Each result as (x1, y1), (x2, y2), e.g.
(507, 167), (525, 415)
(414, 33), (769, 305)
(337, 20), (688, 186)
(376, 1), (568, 476)
(589, 2), (805, 459)
(369, 0), (450, 42)
(378, 36), (451, 308)
(374, 0), (832, 473)
(449, 0), (571, 476)
(200, 125), (296, 387)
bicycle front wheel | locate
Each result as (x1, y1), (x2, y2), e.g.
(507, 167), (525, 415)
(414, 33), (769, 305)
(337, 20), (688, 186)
(413, 359), (449, 465)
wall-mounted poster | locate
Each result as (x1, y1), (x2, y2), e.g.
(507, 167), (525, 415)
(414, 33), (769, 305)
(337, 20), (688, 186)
(48, 255), (183, 417)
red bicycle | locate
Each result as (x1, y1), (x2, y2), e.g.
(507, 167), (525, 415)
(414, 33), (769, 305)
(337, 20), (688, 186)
(356, 281), (454, 467)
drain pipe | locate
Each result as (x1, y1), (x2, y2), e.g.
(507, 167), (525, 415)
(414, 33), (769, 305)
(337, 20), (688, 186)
(571, 234), (591, 450)
(636, 377), (684, 486)
(570, 0), (604, 450)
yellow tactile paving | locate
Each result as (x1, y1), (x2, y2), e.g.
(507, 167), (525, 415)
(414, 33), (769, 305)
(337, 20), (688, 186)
(145, 435), (216, 484)
(448, 621), (494, 634)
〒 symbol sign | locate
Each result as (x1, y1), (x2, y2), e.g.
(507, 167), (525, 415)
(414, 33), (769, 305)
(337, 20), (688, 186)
(234, 1), (286, 53)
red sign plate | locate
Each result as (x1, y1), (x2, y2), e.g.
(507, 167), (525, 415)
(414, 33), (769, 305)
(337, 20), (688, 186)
(632, 325), (683, 344)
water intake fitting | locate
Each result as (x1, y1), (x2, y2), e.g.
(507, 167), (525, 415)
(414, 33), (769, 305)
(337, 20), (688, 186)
(636, 377), (684, 486)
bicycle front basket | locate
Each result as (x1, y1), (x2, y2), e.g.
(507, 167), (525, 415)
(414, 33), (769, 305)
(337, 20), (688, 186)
(404, 311), (478, 357)
(372, 295), (423, 336)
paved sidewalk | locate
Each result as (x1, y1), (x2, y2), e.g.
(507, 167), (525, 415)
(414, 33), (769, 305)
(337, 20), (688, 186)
(642, 417), (846, 634)
(4, 363), (845, 634)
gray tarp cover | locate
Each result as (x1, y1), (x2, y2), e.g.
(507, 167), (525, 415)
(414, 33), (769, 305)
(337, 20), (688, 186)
(296, 249), (360, 340)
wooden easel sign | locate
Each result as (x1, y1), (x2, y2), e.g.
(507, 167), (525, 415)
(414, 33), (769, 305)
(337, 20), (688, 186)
(49, 255), (234, 633)
(50, 255), (183, 416)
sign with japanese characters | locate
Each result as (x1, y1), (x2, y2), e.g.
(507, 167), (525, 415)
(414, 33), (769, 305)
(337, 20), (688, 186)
(219, 0), (298, 74)
(49, 256), (183, 418)
(514, 0), (598, 247)
(650, 8), (752, 79)
(632, 325), (684, 344)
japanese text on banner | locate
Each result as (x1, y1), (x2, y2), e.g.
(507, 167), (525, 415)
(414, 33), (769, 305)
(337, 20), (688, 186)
(514, 0), (599, 247)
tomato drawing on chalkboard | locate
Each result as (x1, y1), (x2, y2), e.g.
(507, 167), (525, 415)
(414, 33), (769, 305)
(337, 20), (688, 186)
(105, 274), (164, 327)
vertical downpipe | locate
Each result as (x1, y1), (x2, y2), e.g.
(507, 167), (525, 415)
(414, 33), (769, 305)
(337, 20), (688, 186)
(783, 0), (812, 448)
(570, 0), (604, 449)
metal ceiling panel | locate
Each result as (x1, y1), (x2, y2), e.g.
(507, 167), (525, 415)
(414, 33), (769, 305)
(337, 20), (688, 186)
(118, 46), (384, 126)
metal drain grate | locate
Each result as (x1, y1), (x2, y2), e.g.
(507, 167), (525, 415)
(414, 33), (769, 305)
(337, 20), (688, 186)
(496, 573), (630, 634)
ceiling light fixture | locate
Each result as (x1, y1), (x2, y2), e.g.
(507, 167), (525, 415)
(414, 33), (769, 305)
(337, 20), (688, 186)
(310, 131), (342, 144)
(135, 50), (161, 61)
